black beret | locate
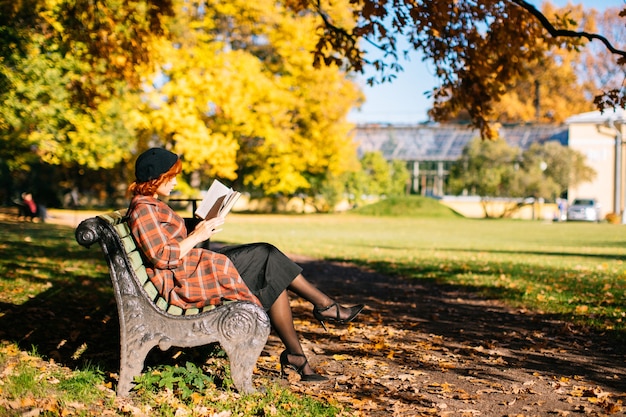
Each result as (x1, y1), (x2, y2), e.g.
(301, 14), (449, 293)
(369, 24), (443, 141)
(135, 148), (179, 183)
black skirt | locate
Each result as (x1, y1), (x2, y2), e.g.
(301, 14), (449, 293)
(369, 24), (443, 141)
(216, 242), (302, 310)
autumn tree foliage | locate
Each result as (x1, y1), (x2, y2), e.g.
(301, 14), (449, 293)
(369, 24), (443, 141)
(1, 0), (624, 204)
(487, 3), (597, 124)
(142, 0), (362, 197)
(578, 6), (626, 102)
(0, 0), (169, 172)
(289, 0), (626, 137)
(0, 0), (361, 201)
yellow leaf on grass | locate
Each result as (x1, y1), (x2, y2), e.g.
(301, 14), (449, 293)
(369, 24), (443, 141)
(575, 305), (589, 314)
(21, 397), (36, 408)
(190, 392), (204, 405)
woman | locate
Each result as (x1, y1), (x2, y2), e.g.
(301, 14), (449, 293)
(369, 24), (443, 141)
(127, 148), (364, 382)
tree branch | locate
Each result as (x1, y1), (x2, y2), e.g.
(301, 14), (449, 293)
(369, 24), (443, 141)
(510, 0), (626, 59)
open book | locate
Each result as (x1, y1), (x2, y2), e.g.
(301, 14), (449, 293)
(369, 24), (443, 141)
(194, 179), (241, 220)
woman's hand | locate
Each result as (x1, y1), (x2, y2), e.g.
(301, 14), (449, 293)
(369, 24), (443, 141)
(178, 216), (225, 259)
(193, 217), (225, 242)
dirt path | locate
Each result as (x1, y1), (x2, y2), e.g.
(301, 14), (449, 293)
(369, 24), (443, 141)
(5, 208), (626, 416)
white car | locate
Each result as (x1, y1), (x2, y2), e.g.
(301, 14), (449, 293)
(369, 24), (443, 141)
(566, 198), (602, 222)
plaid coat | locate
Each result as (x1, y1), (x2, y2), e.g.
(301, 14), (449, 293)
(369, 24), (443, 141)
(128, 195), (261, 309)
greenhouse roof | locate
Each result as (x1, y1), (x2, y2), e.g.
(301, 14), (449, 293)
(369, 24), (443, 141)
(353, 123), (568, 161)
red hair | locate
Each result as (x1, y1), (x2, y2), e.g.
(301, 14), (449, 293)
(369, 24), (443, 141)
(128, 159), (182, 196)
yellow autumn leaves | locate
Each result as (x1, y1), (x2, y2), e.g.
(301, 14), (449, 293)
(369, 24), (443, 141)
(2, 0), (363, 198)
(139, 0), (364, 195)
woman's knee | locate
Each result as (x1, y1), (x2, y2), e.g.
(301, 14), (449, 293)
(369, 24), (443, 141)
(254, 242), (279, 257)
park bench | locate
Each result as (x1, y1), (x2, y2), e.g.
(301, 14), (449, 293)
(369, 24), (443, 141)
(74, 210), (271, 397)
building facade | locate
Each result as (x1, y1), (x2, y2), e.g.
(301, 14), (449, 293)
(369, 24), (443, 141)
(353, 123), (568, 198)
(353, 111), (626, 220)
(566, 109), (626, 219)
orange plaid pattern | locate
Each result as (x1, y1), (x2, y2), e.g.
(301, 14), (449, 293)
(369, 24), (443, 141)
(128, 195), (261, 309)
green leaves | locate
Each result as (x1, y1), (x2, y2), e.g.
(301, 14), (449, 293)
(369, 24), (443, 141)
(448, 137), (595, 205)
(133, 362), (216, 399)
(448, 136), (520, 198)
(0, 0), (160, 171)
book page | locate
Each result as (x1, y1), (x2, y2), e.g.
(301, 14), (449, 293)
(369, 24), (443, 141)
(218, 191), (241, 217)
(194, 180), (231, 219)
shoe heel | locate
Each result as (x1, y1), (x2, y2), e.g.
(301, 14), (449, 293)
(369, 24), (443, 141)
(318, 319), (328, 332)
(313, 303), (334, 331)
(313, 302), (364, 330)
(279, 350), (328, 382)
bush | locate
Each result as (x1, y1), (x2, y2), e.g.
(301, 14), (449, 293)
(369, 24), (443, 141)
(605, 212), (622, 224)
(350, 195), (462, 218)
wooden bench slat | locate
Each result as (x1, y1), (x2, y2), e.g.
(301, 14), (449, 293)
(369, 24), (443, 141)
(142, 281), (159, 301)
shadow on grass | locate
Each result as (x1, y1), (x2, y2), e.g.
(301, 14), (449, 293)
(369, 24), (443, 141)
(0, 217), (625, 398)
(0, 219), (121, 371)
(438, 246), (626, 262)
(293, 256), (626, 395)
(346, 242), (626, 262)
(0, 218), (227, 377)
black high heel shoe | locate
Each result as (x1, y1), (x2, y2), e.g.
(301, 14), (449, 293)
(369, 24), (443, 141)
(280, 350), (328, 382)
(313, 302), (365, 331)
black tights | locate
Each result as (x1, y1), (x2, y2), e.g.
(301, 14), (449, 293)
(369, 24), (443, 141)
(267, 274), (351, 375)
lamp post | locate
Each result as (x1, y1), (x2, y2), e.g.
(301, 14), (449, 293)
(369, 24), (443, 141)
(598, 117), (625, 223)
(608, 119), (624, 223)
(531, 161), (548, 220)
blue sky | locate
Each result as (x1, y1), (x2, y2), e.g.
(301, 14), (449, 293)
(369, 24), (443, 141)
(348, 0), (626, 125)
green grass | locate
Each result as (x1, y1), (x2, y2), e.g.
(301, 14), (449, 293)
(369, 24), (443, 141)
(0, 344), (111, 415)
(133, 362), (342, 416)
(218, 197), (626, 334)
(0, 214), (349, 415)
(1, 197), (625, 414)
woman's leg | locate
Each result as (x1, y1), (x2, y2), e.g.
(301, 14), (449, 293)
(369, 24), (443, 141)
(268, 290), (316, 375)
(287, 274), (333, 307)
(220, 243), (363, 322)
(288, 274), (364, 322)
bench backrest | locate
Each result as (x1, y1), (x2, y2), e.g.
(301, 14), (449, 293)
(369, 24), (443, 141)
(97, 210), (217, 316)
